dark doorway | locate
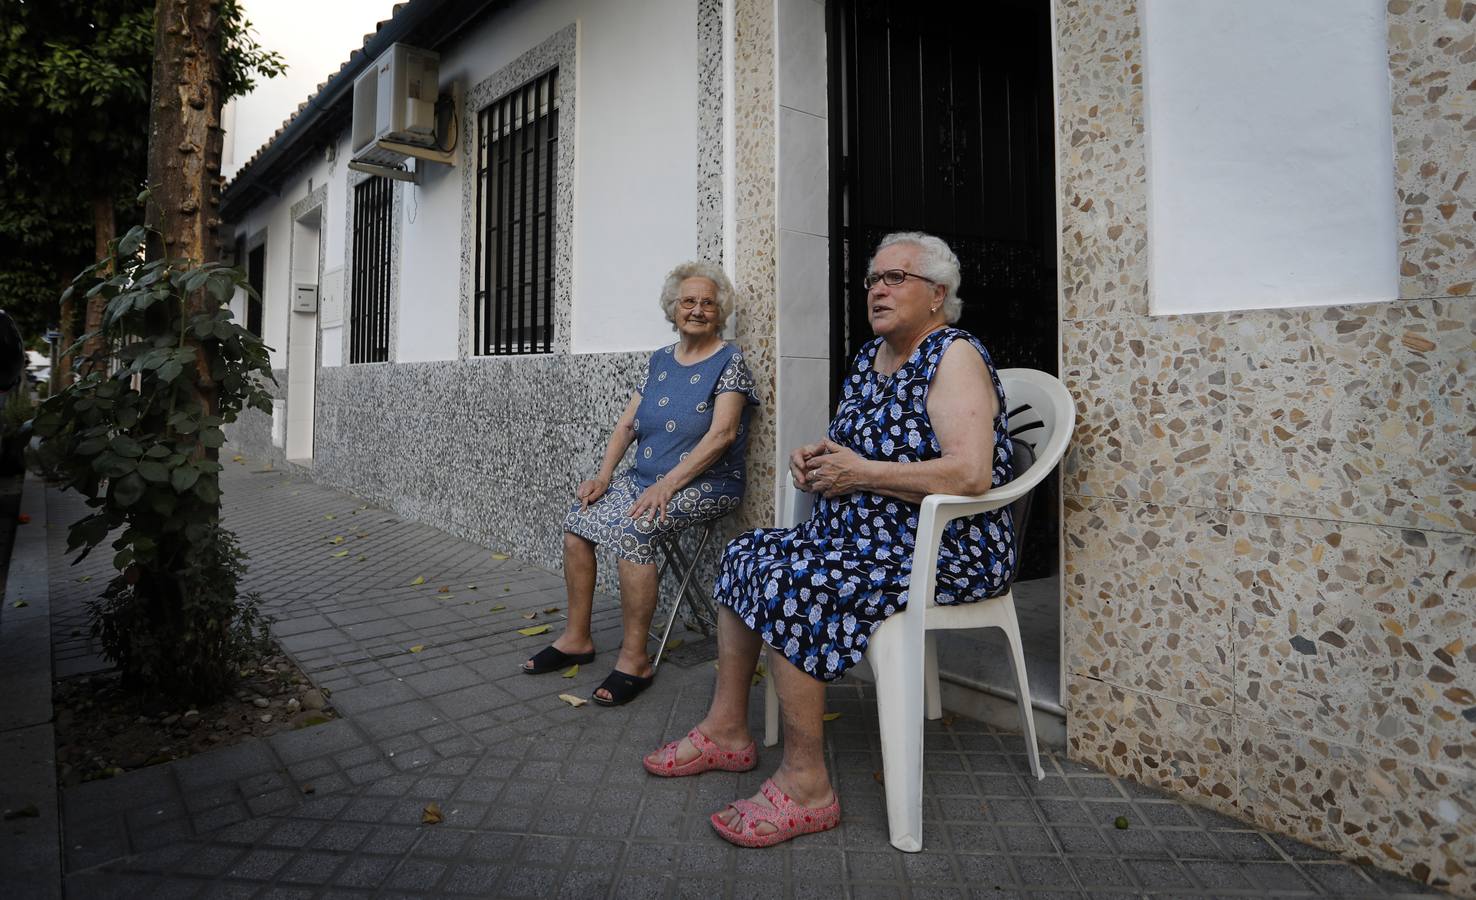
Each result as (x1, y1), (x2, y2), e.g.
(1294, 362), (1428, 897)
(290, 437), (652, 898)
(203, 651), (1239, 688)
(246, 243), (266, 338)
(828, 0), (1059, 582)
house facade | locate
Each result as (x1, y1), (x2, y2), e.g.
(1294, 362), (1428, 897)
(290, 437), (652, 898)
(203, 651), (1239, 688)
(221, 0), (1473, 891)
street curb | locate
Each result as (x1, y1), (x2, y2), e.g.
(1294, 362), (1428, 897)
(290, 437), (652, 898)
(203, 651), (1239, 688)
(0, 470), (61, 898)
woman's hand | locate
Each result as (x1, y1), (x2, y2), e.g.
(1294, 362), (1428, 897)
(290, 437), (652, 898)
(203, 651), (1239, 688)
(788, 441), (829, 491)
(806, 439), (872, 498)
(576, 476), (610, 510)
(628, 480), (677, 523)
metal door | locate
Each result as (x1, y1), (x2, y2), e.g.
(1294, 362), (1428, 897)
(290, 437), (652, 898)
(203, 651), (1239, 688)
(829, 0), (1058, 577)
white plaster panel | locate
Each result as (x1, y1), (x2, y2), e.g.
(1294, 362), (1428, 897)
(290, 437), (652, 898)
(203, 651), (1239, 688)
(777, 106), (828, 238)
(321, 325), (343, 368)
(777, 228), (829, 359)
(396, 163), (461, 363)
(775, 355), (831, 505)
(1140, 0), (1398, 315)
(777, 0), (827, 118)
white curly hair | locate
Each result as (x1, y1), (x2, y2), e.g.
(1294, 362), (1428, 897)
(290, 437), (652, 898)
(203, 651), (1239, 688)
(871, 231), (964, 324)
(658, 261), (735, 330)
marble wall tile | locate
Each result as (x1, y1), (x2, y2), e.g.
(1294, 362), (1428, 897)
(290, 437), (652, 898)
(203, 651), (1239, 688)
(1232, 509), (1476, 772)
(733, 213), (778, 532)
(1055, 0), (1149, 321)
(1060, 315), (1231, 509)
(1227, 298), (1476, 534)
(733, 0), (777, 224)
(1238, 718), (1475, 894)
(696, 0), (725, 263)
(1387, 0), (1476, 300)
(1066, 675), (1238, 814)
(1063, 498), (1234, 710)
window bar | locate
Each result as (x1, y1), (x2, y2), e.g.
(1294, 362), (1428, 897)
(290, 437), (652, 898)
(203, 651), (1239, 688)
(528, 77), (543, 355)
(379, 177), (390, 360)
(366, 178), (379, 361)
(503, 90), (518, 355)
(474, 106), (486, 356)
(543, 102), (557, 352)
(351, 181), (363, 363)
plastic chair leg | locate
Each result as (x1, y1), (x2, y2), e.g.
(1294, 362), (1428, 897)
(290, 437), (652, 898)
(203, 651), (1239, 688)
(924, 630), (942, 721)
(998, 598), (1045, 781)
(763, 649), (780, 747)
(870, 612), (926, 852)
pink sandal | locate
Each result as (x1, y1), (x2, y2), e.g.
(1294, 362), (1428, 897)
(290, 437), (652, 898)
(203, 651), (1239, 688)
(643, 727), (758, 777)
(710, 778), (841, 848)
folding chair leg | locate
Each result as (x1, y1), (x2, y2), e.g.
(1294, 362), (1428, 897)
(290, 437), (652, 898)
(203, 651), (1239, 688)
(999, 600), (1045, 781)
(870, 612), (926, 852)
(650, 526), (714, 671)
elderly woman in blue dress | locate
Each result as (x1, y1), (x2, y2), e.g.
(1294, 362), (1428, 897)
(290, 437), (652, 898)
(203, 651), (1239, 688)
(524, 262), (758, 706)
(642, 233), (1016, 847)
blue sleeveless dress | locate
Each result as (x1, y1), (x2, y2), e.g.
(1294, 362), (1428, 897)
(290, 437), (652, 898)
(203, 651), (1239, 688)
(714, 327), (1015, 681)
(563, 342), (758, 565)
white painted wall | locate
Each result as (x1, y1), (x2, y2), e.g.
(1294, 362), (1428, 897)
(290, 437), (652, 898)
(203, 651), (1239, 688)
(1140, 0), (1398, 315)
(229, 0), (701, 368)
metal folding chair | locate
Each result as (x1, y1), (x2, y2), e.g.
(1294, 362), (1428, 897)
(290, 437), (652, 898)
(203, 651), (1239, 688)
(648, 520), (721, 670)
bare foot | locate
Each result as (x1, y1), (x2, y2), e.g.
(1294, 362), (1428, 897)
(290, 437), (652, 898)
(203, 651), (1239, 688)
(712, 772), (835, 838)
(522, 631), (594, 671)
(643, 721), (752, 769)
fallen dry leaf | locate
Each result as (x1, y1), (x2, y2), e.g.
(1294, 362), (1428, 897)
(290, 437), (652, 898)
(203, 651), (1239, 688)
(557, 693), (588, 708)
(231, 455), (244, 462)
(409, 576), (425, 586)
(941, 714), (957, 727)
(300, 784), (315, 795)
(466, 584), (478, 590)
(12, 600), (28, 608)
(665, 638), (683, 652)
(422, 802), (443, 825)
(437, 586), (450, 594)
(562, 664), (579, 678)
(330, 550), (349, 558)
(521, 612), (538, 620)
(517, 625), (551, 637)
(491, 552), (510, 560)
(409, 644), (426, 653)
(822, 712), (842, 722)
(543, 606), (560, 614)
(323, 514), (335, 520)
(489, 605), (506, 612)
(327, 535), (345, 544)
(356, 555), (367, 562)
(873, 771), (885, 784)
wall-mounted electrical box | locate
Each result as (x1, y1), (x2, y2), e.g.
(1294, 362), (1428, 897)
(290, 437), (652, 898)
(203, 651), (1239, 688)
(293, 283), (318, 313)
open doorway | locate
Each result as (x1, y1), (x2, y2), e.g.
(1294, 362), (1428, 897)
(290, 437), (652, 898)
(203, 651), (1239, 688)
(286, 208), (321, 464)
(828, 0), (1062, 710)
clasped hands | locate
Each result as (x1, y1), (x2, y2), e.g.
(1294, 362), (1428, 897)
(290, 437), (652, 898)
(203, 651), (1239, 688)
(790, 439), (869, 498)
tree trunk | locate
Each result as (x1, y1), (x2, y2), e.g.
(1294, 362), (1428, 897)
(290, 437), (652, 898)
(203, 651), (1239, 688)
(146, 0), (224, 458)
(81, 192), (115, 374)
(146, 0), (226, 270)
(57, 291), (75, 389)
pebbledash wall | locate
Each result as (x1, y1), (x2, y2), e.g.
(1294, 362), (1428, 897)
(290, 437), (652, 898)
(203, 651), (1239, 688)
(1055, 0), (1473, 891)
(225, 0), (779, 612)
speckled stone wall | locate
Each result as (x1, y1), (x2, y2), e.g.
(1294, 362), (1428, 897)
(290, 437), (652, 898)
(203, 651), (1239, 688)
(228, 5), (761, 625)
(1057, 1), (1475, 892)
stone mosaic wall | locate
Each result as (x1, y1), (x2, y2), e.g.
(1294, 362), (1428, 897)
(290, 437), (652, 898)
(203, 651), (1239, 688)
(1057, 1), (1475, 892)
(226, 2), (774, 624)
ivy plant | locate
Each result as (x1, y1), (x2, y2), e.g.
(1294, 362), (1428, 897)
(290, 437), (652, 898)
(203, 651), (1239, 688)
(33, 220), (276, 701)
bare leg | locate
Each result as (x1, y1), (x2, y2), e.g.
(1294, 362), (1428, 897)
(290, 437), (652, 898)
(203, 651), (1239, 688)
(593, 558), (659, 700)
(526, 531), (596, 669)
(644, 606), (762, 767)
(713, 651), (834, 834)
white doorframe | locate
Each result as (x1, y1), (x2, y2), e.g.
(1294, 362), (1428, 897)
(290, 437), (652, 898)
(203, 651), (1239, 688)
(286, 208), (321, 463)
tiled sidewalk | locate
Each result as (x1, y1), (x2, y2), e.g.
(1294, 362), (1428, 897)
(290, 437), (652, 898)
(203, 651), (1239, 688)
(48, 459), (1439, 899)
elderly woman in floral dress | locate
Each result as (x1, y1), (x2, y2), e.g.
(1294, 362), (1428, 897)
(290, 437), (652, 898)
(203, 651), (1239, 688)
(642, 233), (1017, 847)
(524, 262), (758, 707)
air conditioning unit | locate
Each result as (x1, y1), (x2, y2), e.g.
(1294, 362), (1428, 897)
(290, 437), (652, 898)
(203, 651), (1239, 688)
(351, 43), (440, 166)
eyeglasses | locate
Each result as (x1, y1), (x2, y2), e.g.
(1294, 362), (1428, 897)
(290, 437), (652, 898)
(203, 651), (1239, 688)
(862, 269), (937, 290)
(678, 297), (719, 310)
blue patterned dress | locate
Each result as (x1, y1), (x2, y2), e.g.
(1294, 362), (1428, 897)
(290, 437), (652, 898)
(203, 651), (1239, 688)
(564, 343), (758, 565)
(714, 327), (1015, 681)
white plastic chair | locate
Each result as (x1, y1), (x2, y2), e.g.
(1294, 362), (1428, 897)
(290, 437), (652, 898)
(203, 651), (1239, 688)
(762, 368), (1075, 852)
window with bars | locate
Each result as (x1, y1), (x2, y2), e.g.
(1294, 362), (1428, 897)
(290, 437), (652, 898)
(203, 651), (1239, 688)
(350, 176), (393, 364)
(474, 68), (559, 355)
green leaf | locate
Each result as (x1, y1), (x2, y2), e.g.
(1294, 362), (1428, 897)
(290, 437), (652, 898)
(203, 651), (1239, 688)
(111, 472), (145, 507)
(170, 466), (200, 493)
(75, 437), (107, 456)
(192, 477), (220, 504)
(136, 460), (169, 483)
(148, 490), (176, 517)
(118, 226), (146, 257)
(199, 427), (225, 449)
(109, 435), (143, 458)
(156, 360), (183, 382)
(144, 444), (171, 459)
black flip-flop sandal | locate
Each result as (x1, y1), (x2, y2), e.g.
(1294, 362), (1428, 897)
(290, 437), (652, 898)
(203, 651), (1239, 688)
(522, 645), (596, 675)
(591, 669), (653, 707)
